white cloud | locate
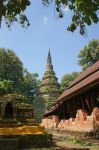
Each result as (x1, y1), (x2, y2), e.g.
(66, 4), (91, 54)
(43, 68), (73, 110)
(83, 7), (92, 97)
(62, 6), (70, 13)
(43, 16), (48, 24)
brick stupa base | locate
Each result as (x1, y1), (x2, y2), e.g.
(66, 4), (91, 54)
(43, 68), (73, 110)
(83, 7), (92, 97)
(41, 107), (99, 132)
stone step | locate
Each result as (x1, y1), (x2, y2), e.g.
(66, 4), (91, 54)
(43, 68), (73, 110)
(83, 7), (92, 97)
(0, 119), (18, 127)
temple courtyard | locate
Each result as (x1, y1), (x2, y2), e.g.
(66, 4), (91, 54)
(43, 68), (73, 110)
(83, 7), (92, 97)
(0, 55), (99, 150)
(22, 130), (99, 150)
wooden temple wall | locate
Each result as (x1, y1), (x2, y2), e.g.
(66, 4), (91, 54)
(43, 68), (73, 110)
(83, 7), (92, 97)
(58, 86), (99, 120)
(41, 107), (99, 132)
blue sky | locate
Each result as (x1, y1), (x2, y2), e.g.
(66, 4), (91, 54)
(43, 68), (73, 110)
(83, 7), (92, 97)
(0, 1), (99, 82)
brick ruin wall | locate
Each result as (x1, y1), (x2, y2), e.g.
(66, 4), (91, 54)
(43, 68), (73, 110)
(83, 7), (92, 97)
(41, 107), (99, 132)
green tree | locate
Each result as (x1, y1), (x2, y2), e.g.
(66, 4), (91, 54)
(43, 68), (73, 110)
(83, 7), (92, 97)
(0, 79), (13, 95)
(22, 70), (40, 103)
(0, 0), (30, 27)
(78, 39), (99, 70)
(60, 72), (79, 91)
(0, 48), (40, 104)
(0, 1), (98, 34)
(0, 48), (24, 92)
(42, 0), (99, 35)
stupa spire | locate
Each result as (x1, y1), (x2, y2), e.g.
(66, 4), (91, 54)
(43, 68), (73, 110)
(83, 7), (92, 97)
(46, 49), (53, 71)
(47, 49), (52, 65)
(40, 49), (61, 112)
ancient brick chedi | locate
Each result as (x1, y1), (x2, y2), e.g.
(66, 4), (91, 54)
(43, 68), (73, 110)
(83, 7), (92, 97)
(40, 50), (60, 111)
(0, 94), (34, 126)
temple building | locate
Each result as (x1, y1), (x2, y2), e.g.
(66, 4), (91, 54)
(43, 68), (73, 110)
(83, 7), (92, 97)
(0, 94), (34, 126)
(41, 61), (99, 132)
(40, 50), (60, 111)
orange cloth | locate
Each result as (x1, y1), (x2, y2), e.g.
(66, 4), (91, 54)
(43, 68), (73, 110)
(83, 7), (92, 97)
(0, 126), (44, 135)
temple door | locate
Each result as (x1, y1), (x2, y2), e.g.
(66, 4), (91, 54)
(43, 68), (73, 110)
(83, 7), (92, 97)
(5, 102), (13, 118)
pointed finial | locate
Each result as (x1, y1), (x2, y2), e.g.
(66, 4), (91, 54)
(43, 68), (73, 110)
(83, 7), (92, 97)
(47, 49), (52, 64)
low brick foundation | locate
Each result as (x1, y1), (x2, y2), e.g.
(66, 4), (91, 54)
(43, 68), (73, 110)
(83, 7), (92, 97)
(41, 115), (59, 128)
(41, 107), (99, 132)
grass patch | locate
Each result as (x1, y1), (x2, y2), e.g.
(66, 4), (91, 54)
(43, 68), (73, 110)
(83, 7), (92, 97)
(72, 136), (99, 147)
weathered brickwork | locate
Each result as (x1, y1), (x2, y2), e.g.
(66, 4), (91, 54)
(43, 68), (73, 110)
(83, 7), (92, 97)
(41, 107), (99, 132)
(41, 115), (59, 128)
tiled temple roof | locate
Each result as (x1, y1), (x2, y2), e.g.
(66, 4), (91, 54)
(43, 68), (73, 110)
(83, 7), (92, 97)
(69, 61), (99, 88)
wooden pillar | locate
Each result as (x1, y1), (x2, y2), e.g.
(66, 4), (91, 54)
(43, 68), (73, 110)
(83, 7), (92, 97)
(72, 98), (76, 118)
(91, 89), (95, 109)
(81, 96), (85, 111)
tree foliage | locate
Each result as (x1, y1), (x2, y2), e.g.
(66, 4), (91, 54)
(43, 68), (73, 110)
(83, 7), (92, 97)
(0, 0), (31, 27)
(78, 39), (99, 70)
(0, 1), (98, 34)
(60, 72), (79, 91)
(42, 0), (99, 35)
(0, 79), (13, 95)
(22, 70), (40, 103)
(0, 48), (40, 104)
(0, 48), (23, 92)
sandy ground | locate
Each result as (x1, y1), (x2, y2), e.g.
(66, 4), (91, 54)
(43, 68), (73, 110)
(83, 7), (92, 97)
(22, 132), (99, 150)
